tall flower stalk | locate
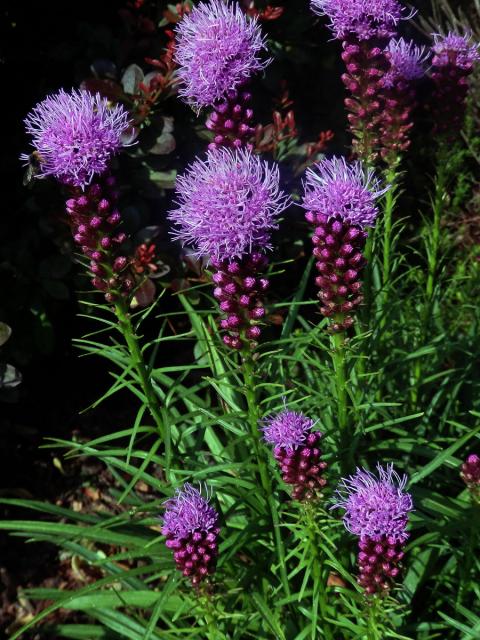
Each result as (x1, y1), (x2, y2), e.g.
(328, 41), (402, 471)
(310, 0), (411, 164)
(412, 33), (479, 406)
(174, 0), (269, 149)
(21, 89), (166, 445)
(302, 157), (387, 459)
(168, 147), (291, 594)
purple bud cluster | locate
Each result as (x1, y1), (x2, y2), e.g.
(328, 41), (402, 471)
(333, 464), (413, 595)
(379, 39), (428, 163)
(341, 40), (390, 161)
(357, 535), (405, 594)
(65, 176), (133, 302)
(206, 87), (255, 151)
(308, 214), (367, 331)
(212, 253), (269, 349)
(262, 409), (327, 501)
(431, 33), (480, 135)
(460, 453), (480, 498)
(162, 484), (220, 587)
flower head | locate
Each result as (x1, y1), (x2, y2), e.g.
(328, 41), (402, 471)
(382, 38), (429, 88)
(22, 89), (131, 189)
(262, 407), (316, 453)
(169, 148), (289, 262)
(310, 0), (409, 41)
(460, 453), (480, 490)
(333, 463), (413, 542)
(302, 156), (387, 229)
(162, 484), (219, 541)
(174, 0), (269, 110)
(432, 32), (480, 70)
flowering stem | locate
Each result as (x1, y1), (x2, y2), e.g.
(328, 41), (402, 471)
(304, 504), (334, 640)
(113, 298), (169, 463)
(330, 326), (351, 470)
(366, 598), (383, 640)
(379, 165), (399, 329)
(242, 351), (290, 597)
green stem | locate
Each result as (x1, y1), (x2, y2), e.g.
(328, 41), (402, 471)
(330, 328), (351, 471)
(366, 598), (382, 640)
(381, 168), (398, 299)
(242, 352), (290, 598)
(304, 505), (333, 640)
(114, 298), (169, 464)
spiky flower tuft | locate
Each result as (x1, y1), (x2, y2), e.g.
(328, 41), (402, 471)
(174, 0), (269, 110)
(169, 147), (289, 262)
(162, 484), (219, 540)
(382, 38), (429, 88)
(262, 408), (316, 453)
(302, 156), (387, 229)
(310, 0), (409, 41)
(432, 32), (480, 70)
(22, 89), (131, 189)
(333, 463), (413, 542)
(162, 484), (220, 586)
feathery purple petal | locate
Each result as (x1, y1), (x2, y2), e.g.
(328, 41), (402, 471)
(333, 463), (413, 542)
(302, 156), (387, 229)
(432, 32), (480, 70)
(310, 0), (409, 41)
(262, 408), (316, 453)
(161, 484), (219, 540)
(382, 38), (429, 88)
(168, 147), (290, 262)
(174, 0), (269, 110)
(22, 89), (131, 189)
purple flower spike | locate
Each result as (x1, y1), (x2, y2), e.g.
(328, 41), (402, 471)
(382, 38), (429, 89)
(169, 148), (289, 263)
(303, 157), (387, 229)
(431, 33), (480, 135)
(21, 89), (131, 189)
(461, 454), (480, 500)
(174, 0), (269, 111)
(310, 0), (409, 41)
(333, 463), (413, 595)
(162, 484), (220, 587)
(303, 158), (387, 330)
(262, 408), (327, 501)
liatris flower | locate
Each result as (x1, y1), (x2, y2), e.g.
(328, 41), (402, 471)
(22, 89), (135, 302)
(379, 39), (428, 163)
(311, 0), (412, 161)
(169, 148), (289, 348)
(175, 0), (268, 149)
(333, 463), (413, 595)
(431, 32), (480, 135)
(21, 89), (131, 189)
(302, 157), (387, 331)
(460, 454), (480, 500)
(162, 484), (220, 587)
(262, 407), (327, 501)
